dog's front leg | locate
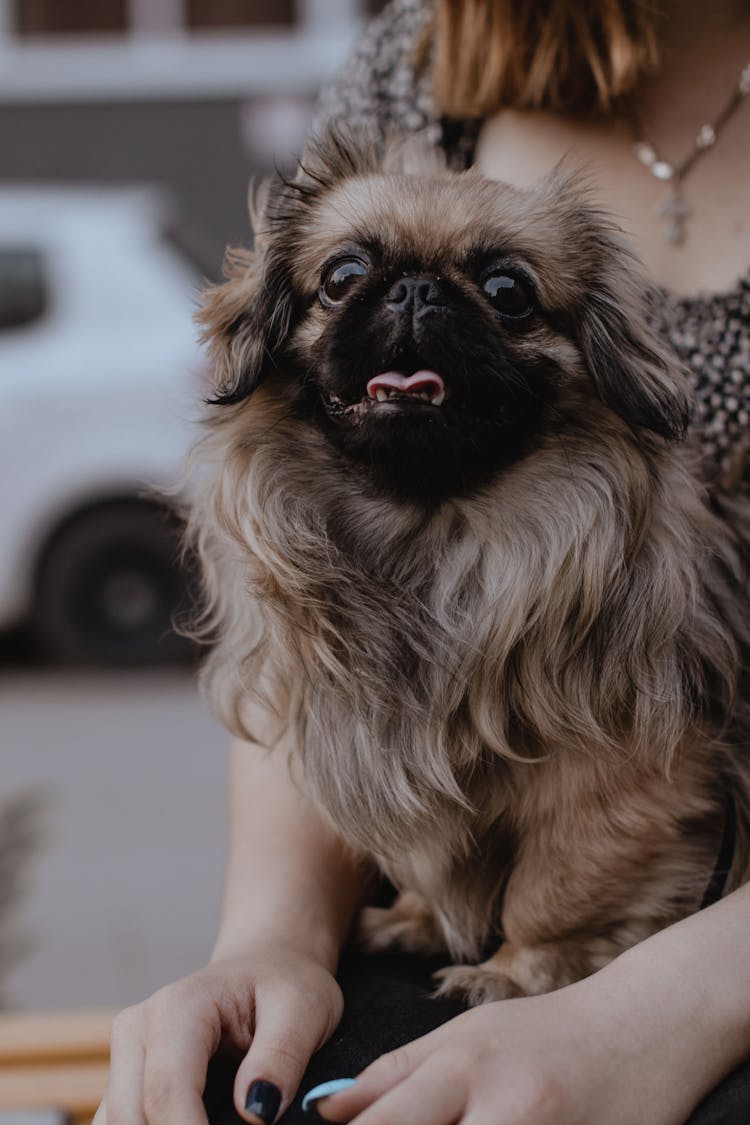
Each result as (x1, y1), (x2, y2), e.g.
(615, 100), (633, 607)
(434, 766), (720, 1004)
(355, 889), (447, 955)
(432, 865), (652, 1005)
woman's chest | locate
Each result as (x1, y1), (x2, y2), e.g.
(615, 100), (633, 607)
(475, 108), (750, 297)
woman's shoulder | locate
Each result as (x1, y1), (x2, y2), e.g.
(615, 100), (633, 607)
(313, 0), (439, 141)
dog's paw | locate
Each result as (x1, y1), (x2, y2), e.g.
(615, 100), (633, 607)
(355, 891), (446, 955)
(432, 962), (525, 1004)
(433, 943), (585, 1005)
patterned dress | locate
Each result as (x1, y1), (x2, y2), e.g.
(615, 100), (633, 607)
(315, 0), (750, 490)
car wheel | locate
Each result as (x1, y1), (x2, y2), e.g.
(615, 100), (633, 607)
(33, 501), (195, 666)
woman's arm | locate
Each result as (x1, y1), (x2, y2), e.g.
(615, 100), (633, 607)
(212, 735), (371, 971)
(592, 881), (750, 1119)
(318, 884), (750, 1124)
(99, 735), (370, 1125)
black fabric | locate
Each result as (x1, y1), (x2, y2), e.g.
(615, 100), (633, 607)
(700, 792), (738, 910)
(203, 951), (750, 1124)
(691, 1064), (750, 1125)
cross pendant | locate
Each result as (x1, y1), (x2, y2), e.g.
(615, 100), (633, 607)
(658, 183), (691, 246)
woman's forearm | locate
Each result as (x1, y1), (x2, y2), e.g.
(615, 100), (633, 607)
(211, 735), (372, 972)
(587, 882), (750, 1117)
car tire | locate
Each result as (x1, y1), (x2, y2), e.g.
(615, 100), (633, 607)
(33, 501), (195, 666)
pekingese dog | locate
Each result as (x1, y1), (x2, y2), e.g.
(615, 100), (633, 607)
(187, 131), (750, 1003)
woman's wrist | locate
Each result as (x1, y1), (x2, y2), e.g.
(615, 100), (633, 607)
(210, 914), (344, 973)
(212, 847), (375, 974)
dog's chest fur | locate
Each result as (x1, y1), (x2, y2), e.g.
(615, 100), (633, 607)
(198, 403), (749, 959)
(274, 511), (524, 954)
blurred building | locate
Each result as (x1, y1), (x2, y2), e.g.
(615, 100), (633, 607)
(0, 0), (384, 275)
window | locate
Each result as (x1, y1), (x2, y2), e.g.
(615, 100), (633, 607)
(0, 248), (48, 330)
(16, 0), (127, 34)
(186, 0), (296, 29)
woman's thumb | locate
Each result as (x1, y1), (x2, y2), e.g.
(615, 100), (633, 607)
(233, 984), (335, 1124)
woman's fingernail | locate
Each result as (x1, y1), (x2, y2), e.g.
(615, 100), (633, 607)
(245, 1079), (282, 1123)
(302, 1078), (357, 1112)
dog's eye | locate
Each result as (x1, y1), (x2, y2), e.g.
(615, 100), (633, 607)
(482, 271), (535, 318)
(320, 257), (369, 306)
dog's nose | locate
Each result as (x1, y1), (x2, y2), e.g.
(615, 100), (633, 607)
(385, 276), (446, 315)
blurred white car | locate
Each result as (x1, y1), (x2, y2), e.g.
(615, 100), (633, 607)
(0, 186), (207, 664)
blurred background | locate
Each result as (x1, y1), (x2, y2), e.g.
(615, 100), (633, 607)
(0, 0), (385, 1019)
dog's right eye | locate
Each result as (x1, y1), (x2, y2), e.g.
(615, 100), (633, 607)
(482, 269), (536, 319)
(320, 257), (369, 306)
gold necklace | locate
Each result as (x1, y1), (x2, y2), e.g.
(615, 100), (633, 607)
(631, 61), (750, 246)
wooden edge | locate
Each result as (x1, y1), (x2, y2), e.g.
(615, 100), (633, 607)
(0, 1012), (115, 1066)
(0, 1061), (110, 1115)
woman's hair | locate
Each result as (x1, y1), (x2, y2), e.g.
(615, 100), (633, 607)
(431, 0), (661, 117)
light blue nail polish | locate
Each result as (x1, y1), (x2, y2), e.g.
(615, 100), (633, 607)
(301, 1078), (357, 1112)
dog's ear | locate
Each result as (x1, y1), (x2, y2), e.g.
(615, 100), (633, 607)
(198, 129), (383, 405)
(577, 271), (691, 441)
(197, 184), (295, 405)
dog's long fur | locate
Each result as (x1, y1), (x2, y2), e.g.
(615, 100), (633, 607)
(187, 133), (750, 1001)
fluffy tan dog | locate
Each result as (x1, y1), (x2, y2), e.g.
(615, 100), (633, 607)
(187, 132), (750, 1004)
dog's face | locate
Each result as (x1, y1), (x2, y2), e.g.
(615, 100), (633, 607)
(203, 135), (689, 505)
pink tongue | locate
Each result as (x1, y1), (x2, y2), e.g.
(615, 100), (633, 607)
(366, 370), (445, 399)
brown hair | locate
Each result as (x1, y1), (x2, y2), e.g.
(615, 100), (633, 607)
(430, 0), (661, 118)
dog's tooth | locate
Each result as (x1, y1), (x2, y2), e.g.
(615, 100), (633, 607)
(376, 389), (388, 403)
(431, 391), (445, 406)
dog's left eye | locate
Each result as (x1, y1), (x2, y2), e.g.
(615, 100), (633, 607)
(482, 271), (536, 318)
(320, 257), (369, 306)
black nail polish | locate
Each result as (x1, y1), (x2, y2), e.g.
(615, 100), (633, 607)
(245, 1079), (281, 1124)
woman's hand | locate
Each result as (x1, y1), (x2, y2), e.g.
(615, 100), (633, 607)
(93, 735), (368, 1125)
(317, 887), (750, 1125)
(95, 944), (343, 1125)
(315, 984), (650, 1125)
